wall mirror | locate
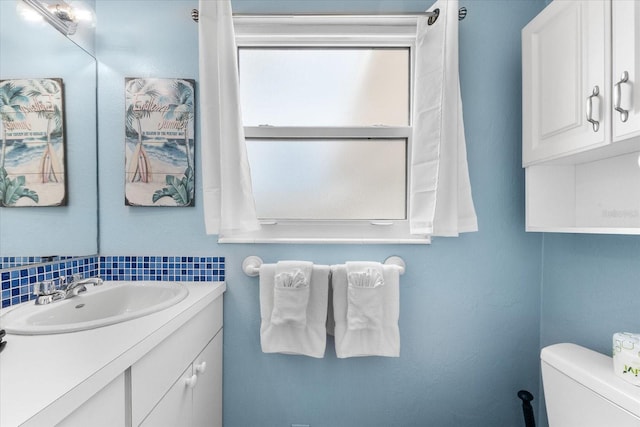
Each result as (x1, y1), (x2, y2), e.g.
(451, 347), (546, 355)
(0, 0), (98, 266)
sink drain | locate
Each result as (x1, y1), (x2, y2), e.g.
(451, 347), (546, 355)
(75, 303), (85, 309)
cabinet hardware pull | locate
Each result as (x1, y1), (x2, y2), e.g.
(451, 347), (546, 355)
(185, 374), (198, 388)
(586, 85), (600, 132)
(195, 361), (207, 375)
(614, 71), (630, 123)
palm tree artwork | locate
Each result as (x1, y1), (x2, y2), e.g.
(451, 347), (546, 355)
(0, 80), (38, 207)
(125, 78), (159, 184)
(0, 81), (28, 170)
(0, 79), (69, 207)
(26, 79), (64, 184)
(124, 78), (195, 207)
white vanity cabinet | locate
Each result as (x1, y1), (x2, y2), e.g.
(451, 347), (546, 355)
(57, 374), (126, 427)
(132, 296), (223, 427)
(0, 282), (226, 427)
(138, 333), (222, 427)
(522, 0), (640, 234)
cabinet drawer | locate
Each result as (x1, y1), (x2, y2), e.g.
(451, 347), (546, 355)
(131, 296), (223, 426)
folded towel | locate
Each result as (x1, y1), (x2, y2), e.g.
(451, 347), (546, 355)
(346, 261), (385, 330)
(271, 261), (313, 326)
(331, 263), (400, 358)
(260, 263), (330, 358)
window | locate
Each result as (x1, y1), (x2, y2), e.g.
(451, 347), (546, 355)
(231, 16), (429, 243)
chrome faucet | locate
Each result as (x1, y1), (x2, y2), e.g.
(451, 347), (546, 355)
(33, 280), (66, 305)
(64, 275), (104, 298)
(33, 274), (103, 305)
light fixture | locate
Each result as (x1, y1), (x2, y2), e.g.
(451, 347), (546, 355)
(19, 0), (78, 36)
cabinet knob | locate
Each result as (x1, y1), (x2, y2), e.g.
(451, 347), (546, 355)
(586, 85), (600, 132)
(185, 374), (198, 389)
(195, 361), (207, 375)
(614, 71), (630, 123)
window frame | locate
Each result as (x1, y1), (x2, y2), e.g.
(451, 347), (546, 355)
(224, 15), (429, 244)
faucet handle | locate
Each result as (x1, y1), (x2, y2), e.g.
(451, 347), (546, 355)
(34, 281), (54, 296)
(33, 282), (44, 296)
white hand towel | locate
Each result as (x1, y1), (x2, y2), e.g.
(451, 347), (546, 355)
(346, 261), (385, 330)
(271, 261), (313, 327)
(259, 263), (330, 358)
(332, 263), (400, 358)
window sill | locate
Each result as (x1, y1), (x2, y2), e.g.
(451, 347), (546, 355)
(218, 222), (431, 245)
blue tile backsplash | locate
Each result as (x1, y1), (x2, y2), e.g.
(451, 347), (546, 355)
(0, 256), (75, 270)
(100, 256), (225, 282)
(0, 255), (225, 308)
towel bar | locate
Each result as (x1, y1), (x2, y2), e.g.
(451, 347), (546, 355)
(242, 256), (263, 277)
(242, 256), (405, 276)
(384, 256), (406, 275)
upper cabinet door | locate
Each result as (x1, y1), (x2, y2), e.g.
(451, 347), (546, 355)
(611, 0), (640, 141)
(522, 0), (610, 166)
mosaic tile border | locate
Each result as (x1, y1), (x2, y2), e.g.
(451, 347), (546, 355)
(1, 256), (99, 308)
(99, 256), (225, 282)
(1, 255), (225, 309)
(0, 256), (75, 270)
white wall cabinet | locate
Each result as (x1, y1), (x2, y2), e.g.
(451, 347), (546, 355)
(522, 0), (609, 166)
(611, 1), (640, 142)
(522, 0), (640, 234)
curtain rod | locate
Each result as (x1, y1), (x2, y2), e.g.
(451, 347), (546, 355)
(191, 7), (467, 25)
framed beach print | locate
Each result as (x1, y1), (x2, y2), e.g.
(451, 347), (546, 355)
(0, 78), (66, 207)
(124, 77), (195, 207)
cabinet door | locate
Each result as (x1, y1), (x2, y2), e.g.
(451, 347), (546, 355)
(612, 0), (640, 141)
(140, 366), (194, 427)
(57, 374), (126, 427)
(192, 331), (223, 427)
(523, 0), (610, 165)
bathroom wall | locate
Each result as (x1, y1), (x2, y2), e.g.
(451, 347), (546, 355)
(96, 0), (545, 426)
(538, 233), (640, 426)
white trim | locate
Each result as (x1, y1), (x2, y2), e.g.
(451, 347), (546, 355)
(234, 16), (419, 46)
(229, 16), (426, 244)
(218, 220), (430, 245)
(244, 126), (412, 139)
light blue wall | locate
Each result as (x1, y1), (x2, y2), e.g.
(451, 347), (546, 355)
(538, 234), (640, 426)
(96, 1), (545, 425)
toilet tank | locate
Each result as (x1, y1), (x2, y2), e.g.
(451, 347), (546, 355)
(541, 343), (640, 427)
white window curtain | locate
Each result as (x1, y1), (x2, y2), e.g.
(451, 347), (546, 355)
(198, 0), (476, 240)
(410, 0), (478, 236)
(198, 0), (261, 236)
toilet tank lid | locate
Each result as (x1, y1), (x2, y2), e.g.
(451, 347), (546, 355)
(541, 343), (640, 417)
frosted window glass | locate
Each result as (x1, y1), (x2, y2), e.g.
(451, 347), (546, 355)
(239, 48), (409, 127)
(246, 139), (406, 220)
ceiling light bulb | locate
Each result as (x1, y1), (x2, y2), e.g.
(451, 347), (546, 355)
(16, 0), (44, 22)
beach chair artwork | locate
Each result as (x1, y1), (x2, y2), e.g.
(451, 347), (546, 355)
(124, 77), (195, 207)
(0, 78), (67, 207)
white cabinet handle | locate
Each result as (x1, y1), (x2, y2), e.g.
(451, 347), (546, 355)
(586, 85), (600, 132)
(195, 361), (207, 375)
(614, 71), (630, 123)
(185, 374), (198, 389)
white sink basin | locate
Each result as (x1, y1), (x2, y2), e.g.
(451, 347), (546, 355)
(0, 282), (189, 335)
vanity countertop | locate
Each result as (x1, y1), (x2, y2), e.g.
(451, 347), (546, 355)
(0, 281), (226, 427)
